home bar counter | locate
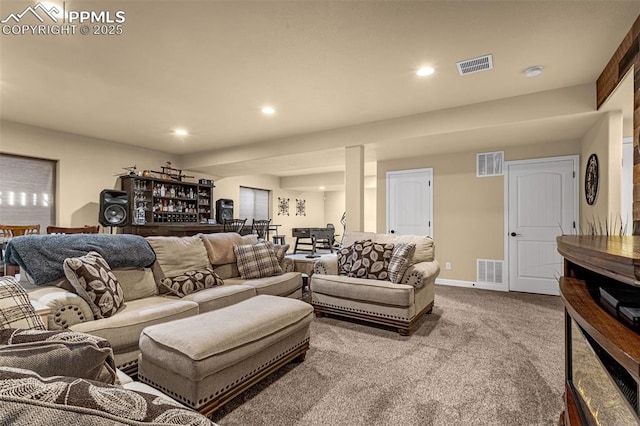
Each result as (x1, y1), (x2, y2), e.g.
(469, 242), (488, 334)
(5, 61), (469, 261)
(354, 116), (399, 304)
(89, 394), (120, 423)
(122, 224), (248, 237)
(557, 235), (640, 425)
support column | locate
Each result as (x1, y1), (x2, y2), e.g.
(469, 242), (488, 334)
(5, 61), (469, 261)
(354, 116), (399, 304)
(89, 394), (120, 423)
(345, 145), (364, 232)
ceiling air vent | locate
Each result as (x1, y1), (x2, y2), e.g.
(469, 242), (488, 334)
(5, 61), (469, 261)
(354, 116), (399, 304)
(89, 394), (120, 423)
(457, 54), (493, 76)
(477, 151), (504, 177)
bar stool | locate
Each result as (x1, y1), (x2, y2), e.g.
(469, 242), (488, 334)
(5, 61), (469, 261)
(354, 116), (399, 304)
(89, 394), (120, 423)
(272, 235), (286, 245)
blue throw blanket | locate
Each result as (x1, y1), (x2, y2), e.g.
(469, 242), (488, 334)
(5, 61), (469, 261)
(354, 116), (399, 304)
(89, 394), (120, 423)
(4, 234), (156, 285)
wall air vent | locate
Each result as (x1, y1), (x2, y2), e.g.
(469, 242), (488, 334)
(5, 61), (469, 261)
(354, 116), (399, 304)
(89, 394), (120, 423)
(477, 259), (503, 285)
(477, 151), (504, 177)
(457, 54), (493, 76)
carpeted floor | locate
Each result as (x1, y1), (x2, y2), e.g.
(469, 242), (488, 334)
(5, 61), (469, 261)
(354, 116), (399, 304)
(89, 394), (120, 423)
(213, 285), (565, 425)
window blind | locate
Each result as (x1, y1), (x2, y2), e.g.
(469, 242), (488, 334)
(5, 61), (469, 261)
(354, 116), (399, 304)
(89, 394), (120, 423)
(0, 154), (56, 231)
(239, 186), (269, 222)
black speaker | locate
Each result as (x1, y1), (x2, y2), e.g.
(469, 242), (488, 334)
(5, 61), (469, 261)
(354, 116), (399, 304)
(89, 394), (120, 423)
(216, 199), (234, 222)
(99, 190), (129, 227)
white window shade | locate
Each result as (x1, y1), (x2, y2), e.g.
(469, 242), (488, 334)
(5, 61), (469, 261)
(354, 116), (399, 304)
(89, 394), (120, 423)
(239, 186), (269, 222)
(0, 154), (56, 231)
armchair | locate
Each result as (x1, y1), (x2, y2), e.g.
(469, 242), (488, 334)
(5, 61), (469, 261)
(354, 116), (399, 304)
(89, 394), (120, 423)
(310, 232), (439, 335)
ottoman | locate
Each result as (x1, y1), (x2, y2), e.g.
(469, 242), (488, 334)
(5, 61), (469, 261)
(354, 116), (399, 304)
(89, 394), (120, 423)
(137, 294), (313, 416)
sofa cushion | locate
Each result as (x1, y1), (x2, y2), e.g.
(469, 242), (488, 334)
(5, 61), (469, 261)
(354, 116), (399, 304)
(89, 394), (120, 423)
(271, 243), (290, 264)
(372, 234), (435, 264)
(0, 367), (215, 425)
(0, 277), (45, 330)
(174, 284), (256, 313)
(388, 243), (416, 284)
(342, 232), (376, 248)
(213, 263), (240, 280)
(146, 236), (210, 279)
(311, 274), (414, 307)
(234, 242), (283, 279)
(63, 251), (124, 320)
(114, 268), (158, 302)
(199, 232), (258, 266)
(225, 272), (302, 297)
(160, 268), (223, 297)
(70, 297), (198, 352)
(0, 328), (116, 384)
(348, 240), (394, 281)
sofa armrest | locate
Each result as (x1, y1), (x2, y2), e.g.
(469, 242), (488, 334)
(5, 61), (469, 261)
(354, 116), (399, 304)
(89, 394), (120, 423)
(314, 255), (338, 275)
(27, 287), (94, 330)
(400, 260), (440, 289)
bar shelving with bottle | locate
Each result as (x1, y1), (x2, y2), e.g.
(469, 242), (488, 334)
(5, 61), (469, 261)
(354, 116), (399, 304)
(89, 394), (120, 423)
(120, 176), (214, 230)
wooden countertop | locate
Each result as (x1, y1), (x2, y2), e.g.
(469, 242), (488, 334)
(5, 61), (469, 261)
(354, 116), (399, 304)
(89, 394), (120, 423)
(557, 235), (640, 287)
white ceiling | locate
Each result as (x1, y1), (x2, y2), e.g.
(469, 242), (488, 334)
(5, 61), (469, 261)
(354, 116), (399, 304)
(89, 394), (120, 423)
(1, 0), (638, 182)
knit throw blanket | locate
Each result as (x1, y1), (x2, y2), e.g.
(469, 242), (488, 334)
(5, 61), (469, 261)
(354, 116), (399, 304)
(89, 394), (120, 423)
(4, 234), (156, 285)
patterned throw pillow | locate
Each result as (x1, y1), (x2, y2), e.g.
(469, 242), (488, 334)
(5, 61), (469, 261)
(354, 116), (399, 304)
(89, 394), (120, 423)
(0, 328), (116, 384)
(267, 242), (290, 264)
(337, 240), (370, 276)
(0, 367), (215, 425)
(0, 277), (45, 330)
(160, 268), (223, 297)
(63, 251), (124, 320)
(348, 240), (395, 280)
(388, 243), (417, 283)
(234, 242), (283, 279)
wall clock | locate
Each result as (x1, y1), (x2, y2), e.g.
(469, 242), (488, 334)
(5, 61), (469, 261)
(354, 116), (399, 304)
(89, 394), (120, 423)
(585, 153), (599, 205)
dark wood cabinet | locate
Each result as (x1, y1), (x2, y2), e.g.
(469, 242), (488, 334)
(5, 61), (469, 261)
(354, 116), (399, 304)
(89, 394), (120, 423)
(120, 176), (214, 228)
(557, 236), (640, 425)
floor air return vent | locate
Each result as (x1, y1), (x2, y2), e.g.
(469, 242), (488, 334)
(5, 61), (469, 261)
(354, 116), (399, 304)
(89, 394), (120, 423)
(477, 259), (503, 285)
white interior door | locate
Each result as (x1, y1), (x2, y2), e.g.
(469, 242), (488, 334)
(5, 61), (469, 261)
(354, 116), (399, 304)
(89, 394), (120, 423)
(386, 168), (433, 236)
(506, 157), (577, 295)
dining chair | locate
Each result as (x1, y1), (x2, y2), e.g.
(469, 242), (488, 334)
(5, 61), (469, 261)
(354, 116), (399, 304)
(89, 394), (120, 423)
(251, 219), (271, 240)
(0, 224), (40, 276)
(223, 218), (247, 234)
(46, 225), (100, 234)
(0, 224), (40, 239)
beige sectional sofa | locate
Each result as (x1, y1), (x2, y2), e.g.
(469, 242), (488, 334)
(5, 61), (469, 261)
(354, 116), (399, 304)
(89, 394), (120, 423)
(21, 232), (302, 373)
(311, 232), (440, 335)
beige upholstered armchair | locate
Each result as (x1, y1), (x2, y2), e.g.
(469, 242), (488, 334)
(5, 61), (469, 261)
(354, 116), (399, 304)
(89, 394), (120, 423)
(310, 232), (440, 335)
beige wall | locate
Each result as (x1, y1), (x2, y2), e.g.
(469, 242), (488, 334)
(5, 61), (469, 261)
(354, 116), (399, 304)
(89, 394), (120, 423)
(214, 174), (325, 244)
(377, 139), (580, 282)
(579, 111), (624, 233)
(324, 188), (376, 239)
(0, 120), (182, 229)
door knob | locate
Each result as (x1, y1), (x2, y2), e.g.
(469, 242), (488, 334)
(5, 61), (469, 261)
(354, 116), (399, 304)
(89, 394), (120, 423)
(510, 232), (522, 237)
(390, 230), (395, 234)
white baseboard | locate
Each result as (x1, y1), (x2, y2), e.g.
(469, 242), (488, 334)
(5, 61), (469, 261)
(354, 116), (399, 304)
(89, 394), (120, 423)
(436, 278), (508, 292)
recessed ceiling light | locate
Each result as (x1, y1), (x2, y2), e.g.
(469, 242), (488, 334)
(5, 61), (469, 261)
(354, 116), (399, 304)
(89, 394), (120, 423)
(173, 129), (188, 136)
(261, 106), (276, 115)
(416, 67), (435, 77)
(524, 66), (543, 78)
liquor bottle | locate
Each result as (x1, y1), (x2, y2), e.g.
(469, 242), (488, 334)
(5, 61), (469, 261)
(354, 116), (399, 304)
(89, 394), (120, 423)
(160, 184), (166, 197)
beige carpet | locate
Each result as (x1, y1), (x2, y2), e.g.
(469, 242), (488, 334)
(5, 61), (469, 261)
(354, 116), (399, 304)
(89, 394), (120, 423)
(213, 285), (565, 425)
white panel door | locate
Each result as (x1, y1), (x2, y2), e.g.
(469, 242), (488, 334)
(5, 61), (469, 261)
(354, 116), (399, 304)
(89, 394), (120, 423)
(387, 168), (432, 236)
(507, 157), (577, 295)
